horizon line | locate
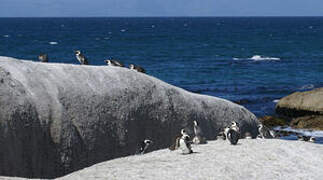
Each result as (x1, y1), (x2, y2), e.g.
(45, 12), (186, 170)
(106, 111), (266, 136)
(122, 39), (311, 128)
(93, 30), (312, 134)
(0, 15), (323, 18)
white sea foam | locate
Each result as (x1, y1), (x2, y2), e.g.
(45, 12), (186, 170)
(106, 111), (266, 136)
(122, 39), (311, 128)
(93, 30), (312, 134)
(120, 29), (126, 32)
(49, 41), (58, 45)
(3, 35), (9, 38)
(299, 84), (314, 90)
(274, 126), (323, 137)
(273, 99), (280, 103)
(249, 55), (280, 61)
(233, 57), (240, 60)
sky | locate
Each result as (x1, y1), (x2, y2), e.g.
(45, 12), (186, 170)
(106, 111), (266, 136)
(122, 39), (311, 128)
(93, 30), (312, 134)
(0, 0), (322, 17)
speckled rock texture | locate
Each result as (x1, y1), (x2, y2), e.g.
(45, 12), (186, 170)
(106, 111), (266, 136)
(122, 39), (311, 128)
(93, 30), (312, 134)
(0, 56), (259, 178)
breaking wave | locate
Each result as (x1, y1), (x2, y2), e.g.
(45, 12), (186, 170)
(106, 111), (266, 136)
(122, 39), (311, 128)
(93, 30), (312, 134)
(249, 55), (280, 61)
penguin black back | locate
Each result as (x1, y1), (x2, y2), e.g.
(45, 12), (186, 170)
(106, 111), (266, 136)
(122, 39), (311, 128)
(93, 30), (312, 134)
(227, 129), (239, 145)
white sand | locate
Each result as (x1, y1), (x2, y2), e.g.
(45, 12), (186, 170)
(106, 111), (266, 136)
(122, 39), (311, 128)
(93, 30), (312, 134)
(59, 139), (323, 180)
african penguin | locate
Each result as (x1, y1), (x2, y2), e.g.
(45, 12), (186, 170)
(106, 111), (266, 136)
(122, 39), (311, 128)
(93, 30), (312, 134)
(104, 59), (124, 67)
(298, 135), (311, 141)
(136, 139), (153, 155)
(223, 121), (240, 145)
(129, 64), (146, 73)
(75, 50), (89, 65)
(258, 124), (275, 139)
(222, 126), (230, 140)
(38, 53), (48, 62)
(169, 136), (181, 151)
(309, 136), (316, 143)
(230, 121), (240, 133)
(179, 129), (193, 154)
(192, 120), (207, 144)
(227, 128), (240, 145)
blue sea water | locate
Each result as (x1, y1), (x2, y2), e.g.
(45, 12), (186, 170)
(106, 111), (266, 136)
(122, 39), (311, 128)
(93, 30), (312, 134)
(1, 17), (323, 117)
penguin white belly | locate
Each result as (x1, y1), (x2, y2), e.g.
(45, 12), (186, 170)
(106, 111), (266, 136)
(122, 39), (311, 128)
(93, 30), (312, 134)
(179, 138), (191, 154)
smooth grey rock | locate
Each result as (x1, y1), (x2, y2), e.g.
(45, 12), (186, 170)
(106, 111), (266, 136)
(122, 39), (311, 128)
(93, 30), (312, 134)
(0, 56), (259, 178)
(276, 88), (323, 118)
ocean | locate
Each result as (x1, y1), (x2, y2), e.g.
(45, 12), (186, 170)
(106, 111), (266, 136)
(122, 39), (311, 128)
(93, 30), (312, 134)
(1, 17), (323, 117)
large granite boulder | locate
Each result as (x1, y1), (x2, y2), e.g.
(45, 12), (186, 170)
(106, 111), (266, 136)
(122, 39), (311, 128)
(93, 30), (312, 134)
(276, 88), (323, 118)
(0, 56), (259, 178)
(276, 88), (323, 130)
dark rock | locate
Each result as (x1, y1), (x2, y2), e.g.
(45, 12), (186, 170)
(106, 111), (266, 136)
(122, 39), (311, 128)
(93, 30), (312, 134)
(0, 57), (259, 178)
(290, 115), (323, 130)
(258, 116), (288, 127)
(233, 99), (251, 105)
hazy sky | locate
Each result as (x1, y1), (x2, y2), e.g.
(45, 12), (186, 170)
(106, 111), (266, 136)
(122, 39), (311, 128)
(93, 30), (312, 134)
(0, 0), (322, 17)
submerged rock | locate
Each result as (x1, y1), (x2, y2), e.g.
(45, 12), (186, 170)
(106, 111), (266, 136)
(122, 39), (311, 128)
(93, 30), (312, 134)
(0, 56), (259, 178)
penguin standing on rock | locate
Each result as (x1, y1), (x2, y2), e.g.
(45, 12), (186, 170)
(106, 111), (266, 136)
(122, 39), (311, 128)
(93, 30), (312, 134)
(258, 124), (275, 139)
(169, 136), (181, 151)
(227, 121), (240, 145)
(179, 129), (193, 154)
(38, 53), (48, 62)
(75, 50), (89, 65)
(227, 128), (240, 145)
(136, 139), (153, 155)
(218, 126), (230, 140)
(192, 120), (207, 144)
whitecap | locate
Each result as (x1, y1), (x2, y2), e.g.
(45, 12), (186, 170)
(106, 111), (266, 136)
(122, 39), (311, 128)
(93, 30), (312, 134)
(3, 35), (9, 38)
(120, 29), (126, 32)
(273, 99), (280, 103)
(275, 126), (323, 138)
(151, 25), (155, 28)
(233, 57), (240, 60)
(249, 55), (280, 61)
(299, 84), (314, 90)
(49, 41), (58, 45)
